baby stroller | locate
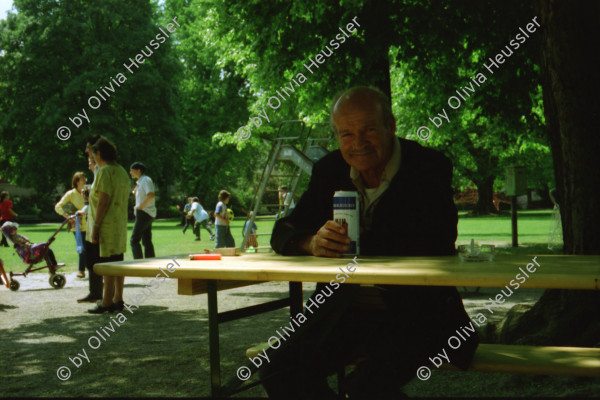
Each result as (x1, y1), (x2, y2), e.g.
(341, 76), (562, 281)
(0, 218), (70, 291)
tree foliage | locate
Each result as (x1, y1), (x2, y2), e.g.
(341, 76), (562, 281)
(0, 0), (555, 217)
(0, 0), (183, 195)
(389, 0), (551, 212)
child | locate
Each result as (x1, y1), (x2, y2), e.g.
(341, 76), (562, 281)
(214, 190), (235, 248)
(244, 211), (258, 249)
(0, 191), (18, 247)
(0, 221), (57, 265)
(188, 197), (214, 241)
(276, 186), (295, 219)
(182, 197), (194, 234)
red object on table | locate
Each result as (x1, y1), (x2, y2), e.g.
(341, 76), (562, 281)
(189, 254), (222, 260)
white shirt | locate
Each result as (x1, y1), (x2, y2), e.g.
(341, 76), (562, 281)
(215, 201), (228, 226)
(135, 175), (156, 218)
(191, 202), (209, 223)
(350, 138), (402, 229)
(283, 192), (295, 209)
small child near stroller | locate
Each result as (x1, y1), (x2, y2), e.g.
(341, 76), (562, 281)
(0, 219), (68, 291)
(2, 221), (58, 265)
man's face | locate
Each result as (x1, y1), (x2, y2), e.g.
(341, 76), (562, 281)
(129, 169), (140, 179)
(334, 99), (396, 175)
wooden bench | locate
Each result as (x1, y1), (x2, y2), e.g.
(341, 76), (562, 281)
(246, 342), (600, 377)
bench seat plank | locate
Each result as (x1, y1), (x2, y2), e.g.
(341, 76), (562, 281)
(247, 343), (600, 377)
(442, 343), (600, 377)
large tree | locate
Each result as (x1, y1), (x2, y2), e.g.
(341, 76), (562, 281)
(207, 0), (552, 214)
(0, 0), (183, 195)
(501, 0), (600, 346)
(162, 0), (269, 212)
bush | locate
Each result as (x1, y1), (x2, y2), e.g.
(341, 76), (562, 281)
(13, 192), (62, 221)
(156, 204), (182, 219)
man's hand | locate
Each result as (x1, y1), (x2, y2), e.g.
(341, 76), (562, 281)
(301, 220), (350, 257)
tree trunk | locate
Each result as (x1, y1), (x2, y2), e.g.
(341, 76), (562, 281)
(501, 0), (600, 347)
(472, 176), (497, 215)
(359, 0), (393, 99)
(539, 0), (600, 254)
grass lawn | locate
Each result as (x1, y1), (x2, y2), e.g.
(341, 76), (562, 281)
(0, 218), (275, 273)
(5, 210), (597, 398)
(1, 209), (559, 273)
(457, 210), (557, 249)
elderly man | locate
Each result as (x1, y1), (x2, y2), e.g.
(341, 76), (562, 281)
(261, 87), (478, 399)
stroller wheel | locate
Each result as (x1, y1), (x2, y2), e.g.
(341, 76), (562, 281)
(49, 274), (66, 289)
(9, 280), (20, 291)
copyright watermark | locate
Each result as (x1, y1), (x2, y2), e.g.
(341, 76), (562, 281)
(416, 366), (431, 380)
(236, 366), (252, 380)
(235, 125), (252, 141)
(416, 126), (431, 140)
(56, 366), (71, 381)
(56, 126), (71, 141)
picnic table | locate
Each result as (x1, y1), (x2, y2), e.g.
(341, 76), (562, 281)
(95, 253), (600, 397)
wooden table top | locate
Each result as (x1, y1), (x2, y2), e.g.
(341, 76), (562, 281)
(94, 253), (600, 290)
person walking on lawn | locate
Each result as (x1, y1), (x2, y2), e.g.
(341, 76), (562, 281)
(0, 191), (18, 247)
(129, 162), (156, 259)
(188, 197), (214, 241)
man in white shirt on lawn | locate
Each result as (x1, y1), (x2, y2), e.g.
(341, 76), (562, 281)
(129, 162), (156, 259)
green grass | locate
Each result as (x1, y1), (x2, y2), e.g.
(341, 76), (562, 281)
(457, 210), (556, 246)
(0, 218), (277, 273)
(1, 210), (560, 273)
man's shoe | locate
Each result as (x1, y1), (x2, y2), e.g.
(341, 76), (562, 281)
(195, 238), (200, 241)
(87, 304), (113, 314)
(76, 271), (85, 278)
(77, 295), (102, 303)
(109, 301), (124, 312)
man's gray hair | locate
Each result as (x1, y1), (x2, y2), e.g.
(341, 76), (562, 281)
(329, 86), (393, 133)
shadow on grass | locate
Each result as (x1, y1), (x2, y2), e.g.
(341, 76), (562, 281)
(0, 303), (18, 311)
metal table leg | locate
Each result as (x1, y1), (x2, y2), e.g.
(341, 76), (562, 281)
(289, 281), (303, 316)
(209, 280), (303, 397)
(207, 280), (221, 397)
